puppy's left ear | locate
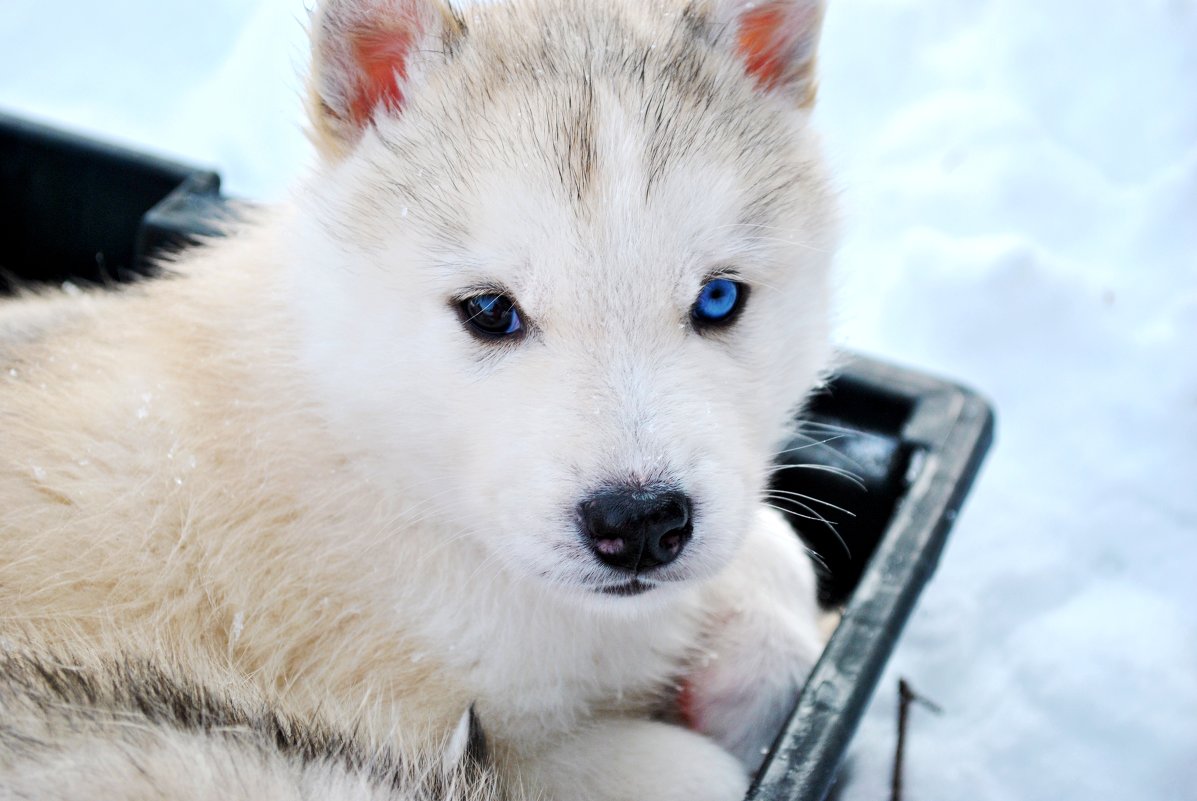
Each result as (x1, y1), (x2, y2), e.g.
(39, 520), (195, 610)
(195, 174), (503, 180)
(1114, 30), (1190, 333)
(308, 0), (464, 160)
(711, 0), (826, 107)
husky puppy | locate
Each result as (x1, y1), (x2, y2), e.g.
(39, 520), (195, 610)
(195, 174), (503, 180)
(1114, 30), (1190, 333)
(0, 0), (836, 798)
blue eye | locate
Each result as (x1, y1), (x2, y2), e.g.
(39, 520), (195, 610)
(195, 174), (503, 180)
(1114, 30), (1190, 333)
(692, 278), (747, 328)
(460, 293), (524, 339)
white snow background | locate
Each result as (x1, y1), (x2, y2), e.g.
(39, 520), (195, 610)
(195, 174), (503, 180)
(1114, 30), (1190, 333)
(1, 1), (1194, 798)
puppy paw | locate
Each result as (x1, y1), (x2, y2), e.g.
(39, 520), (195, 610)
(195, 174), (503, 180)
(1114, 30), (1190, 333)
(521, 719), (747, 801)
(684, 506), (826, 771)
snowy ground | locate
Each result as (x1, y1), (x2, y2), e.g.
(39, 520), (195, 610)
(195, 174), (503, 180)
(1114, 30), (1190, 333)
(2, 1), (1194, 799)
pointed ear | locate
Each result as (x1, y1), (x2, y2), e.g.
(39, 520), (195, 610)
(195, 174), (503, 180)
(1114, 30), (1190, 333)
(308, 0), (463, 160)
(711, 0), (825, 107)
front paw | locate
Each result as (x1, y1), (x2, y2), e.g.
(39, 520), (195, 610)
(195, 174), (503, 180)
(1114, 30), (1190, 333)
(684, 507), (826, 771)
(520, 719), (747, 801)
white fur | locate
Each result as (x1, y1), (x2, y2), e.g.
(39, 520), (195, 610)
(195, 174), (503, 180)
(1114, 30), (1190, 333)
(686, 508), (826, 771)
(0, 0), (837, 798)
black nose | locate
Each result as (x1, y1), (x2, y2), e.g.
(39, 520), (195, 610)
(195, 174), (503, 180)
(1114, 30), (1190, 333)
(579, 486), (693, 573)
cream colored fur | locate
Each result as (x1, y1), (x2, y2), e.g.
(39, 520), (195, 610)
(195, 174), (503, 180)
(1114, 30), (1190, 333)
(0, 0), (836, 798)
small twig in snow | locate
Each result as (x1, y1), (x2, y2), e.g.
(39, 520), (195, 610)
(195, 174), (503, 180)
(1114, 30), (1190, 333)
(890, 678), (943, 801)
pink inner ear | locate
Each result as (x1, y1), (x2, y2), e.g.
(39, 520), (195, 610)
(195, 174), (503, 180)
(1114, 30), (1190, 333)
(347, 24), (418, 125)
(736, 2), (809, 91)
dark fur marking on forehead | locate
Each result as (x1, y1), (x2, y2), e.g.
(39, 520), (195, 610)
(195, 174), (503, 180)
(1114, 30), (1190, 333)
(556, 75), (598, 203)
(587, 4), (806, 207)
(639, 47), (714, 196)
(678, 1), (716, 42)
(344, 0), (810, 234)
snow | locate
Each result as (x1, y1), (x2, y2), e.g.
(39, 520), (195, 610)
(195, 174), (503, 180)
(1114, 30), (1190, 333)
(815, 3), (1197, 798)
(2, 1), (1194, 798)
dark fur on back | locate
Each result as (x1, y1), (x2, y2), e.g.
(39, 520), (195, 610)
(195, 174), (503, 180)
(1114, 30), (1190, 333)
(0, 651), (494, 800)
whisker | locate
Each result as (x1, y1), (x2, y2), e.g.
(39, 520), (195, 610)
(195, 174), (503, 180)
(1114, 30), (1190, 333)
(796, 420), (877, 436)
(763, 497), (826, 522)
(773, 434), (848, 455)
(785, 431), (872, 474)
(769, 462), (868, 491)
(804, 546), (831, 575)
(763, 499), (852, 559)
(767, 489), (856, 517)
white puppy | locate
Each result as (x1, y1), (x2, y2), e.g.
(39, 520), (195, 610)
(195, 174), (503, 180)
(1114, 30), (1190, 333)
(0, 0), (837, 798)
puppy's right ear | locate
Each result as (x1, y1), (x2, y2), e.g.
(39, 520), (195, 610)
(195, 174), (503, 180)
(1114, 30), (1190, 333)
(308, 0), (464, 160)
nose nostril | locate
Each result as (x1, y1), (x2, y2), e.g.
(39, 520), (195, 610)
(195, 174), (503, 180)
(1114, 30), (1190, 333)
(592, 537), (626, 557)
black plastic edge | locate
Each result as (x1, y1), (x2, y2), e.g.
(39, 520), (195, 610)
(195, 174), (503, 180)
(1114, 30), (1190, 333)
(135, 171), (225, 271)
(2, 109), (222, 288)
(0, 108), (200, 187)
(747, 355), (996, 801)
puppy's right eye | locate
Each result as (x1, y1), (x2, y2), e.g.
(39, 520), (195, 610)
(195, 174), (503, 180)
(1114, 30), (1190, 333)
(459, 294), (524, 340)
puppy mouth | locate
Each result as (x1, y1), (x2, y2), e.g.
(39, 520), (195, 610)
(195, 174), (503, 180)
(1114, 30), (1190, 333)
(595, 579), (655, 597)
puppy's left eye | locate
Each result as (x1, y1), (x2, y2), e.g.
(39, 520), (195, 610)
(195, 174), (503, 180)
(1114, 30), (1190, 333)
(459, 293), (524, 339)
(691, 277), (748, 329)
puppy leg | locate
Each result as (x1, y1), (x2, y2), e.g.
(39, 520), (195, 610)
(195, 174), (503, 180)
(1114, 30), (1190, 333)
(684, 506), (826, 772)
(520, 719), (747, 801)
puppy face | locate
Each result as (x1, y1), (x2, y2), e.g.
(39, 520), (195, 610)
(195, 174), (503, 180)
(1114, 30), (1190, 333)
(291, 0), (835, 602)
